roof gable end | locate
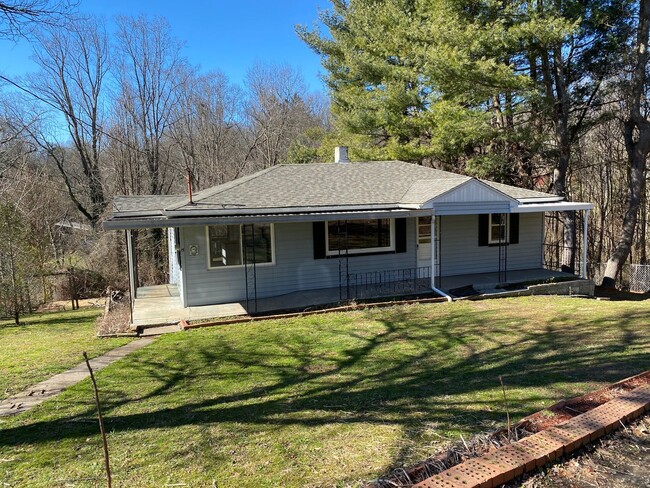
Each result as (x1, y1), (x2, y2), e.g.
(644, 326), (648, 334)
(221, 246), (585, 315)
(423, 178), (518, 207)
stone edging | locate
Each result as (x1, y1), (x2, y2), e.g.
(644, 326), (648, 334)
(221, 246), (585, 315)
(413, 383), (650, 488)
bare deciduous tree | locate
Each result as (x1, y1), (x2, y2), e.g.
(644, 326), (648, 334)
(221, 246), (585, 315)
(18, 17), (109, 225)
(170, 71), (245, 189)
(114, 15), (190, 196)
(0, 0), (73, 39)
(244, 63), (324, 170)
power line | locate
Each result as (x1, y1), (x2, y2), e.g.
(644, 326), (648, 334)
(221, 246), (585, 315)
(0, 73), (145, 154)
(0, 159), (95, 196)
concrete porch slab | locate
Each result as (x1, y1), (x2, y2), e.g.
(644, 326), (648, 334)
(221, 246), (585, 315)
(132, 285), (247, 328)
(439, 268), (577, 294)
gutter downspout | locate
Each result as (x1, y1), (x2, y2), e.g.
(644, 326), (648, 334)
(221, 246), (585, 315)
(582, 209), (590, 279)
(430, 212), (453, 302)
(125, 229), (134, 324)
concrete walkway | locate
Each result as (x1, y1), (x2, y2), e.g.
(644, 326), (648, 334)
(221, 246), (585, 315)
(0, 338), (155, 417)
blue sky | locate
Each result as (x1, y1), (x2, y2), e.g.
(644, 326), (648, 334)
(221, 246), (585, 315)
(0, 0), (329, 92)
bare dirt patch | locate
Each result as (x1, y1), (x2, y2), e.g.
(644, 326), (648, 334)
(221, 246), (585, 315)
(37, 296), (105, 312)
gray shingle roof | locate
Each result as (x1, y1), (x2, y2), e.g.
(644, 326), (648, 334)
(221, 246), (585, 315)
(168, 161), (467, 211)
(113, 195), (184, 215)
(109, 161), (560, 219)
(481, 180), (557, 200)
(399, 177), (472, 204)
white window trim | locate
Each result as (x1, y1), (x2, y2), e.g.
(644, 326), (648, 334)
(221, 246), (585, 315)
(206, 224), (276, 270)
(325, 219), (395, 256)
(488, 214), (509, 245)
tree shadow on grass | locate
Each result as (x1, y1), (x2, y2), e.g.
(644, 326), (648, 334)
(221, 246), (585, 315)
(0, 303), (649, 483)
(0, 309), (100, 329)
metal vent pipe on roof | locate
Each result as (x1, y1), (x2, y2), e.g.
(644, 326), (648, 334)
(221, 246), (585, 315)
(334, 146), (349, 163)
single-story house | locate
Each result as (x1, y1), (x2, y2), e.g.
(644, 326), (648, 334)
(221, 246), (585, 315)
(103, 148), (593, 326)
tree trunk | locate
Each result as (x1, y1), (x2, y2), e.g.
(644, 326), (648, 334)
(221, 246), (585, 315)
(603, 0), (650, 288)
(551, 44), (577, 273)
(639, 193), (647, 264)
(8, 231), (20, 325)
(602, 146), (647, 286)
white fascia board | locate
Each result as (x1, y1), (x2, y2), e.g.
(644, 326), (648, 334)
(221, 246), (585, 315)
(513, 202), (594, 213)
(103, 208), (433, 230)
(163, 203), (403, 217)
(517, 197), (564, 203)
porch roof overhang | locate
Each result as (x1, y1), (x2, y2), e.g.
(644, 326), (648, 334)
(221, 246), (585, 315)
(512, 201), (594, 213)
(103, 199), (594, 230)
(102, 207), (435, 230)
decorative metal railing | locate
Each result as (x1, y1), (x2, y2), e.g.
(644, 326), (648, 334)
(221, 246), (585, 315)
(340, 266), (432, 300)
(543, 243), (582, 275)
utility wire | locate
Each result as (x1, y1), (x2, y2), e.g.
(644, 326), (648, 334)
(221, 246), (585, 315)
(0, 73), (145, 154)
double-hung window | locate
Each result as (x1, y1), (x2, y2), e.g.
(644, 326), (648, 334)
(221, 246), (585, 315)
(488, 214), (508, 244)
(325, 219), (394, 256)
(207, 224), (274, 268)
(479, 214), (519, 247)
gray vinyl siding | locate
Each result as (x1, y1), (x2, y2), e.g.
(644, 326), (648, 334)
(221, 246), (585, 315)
(177, 214), (543, 306)
(180, 219), (417, 306)
(438, 213), (543, 276)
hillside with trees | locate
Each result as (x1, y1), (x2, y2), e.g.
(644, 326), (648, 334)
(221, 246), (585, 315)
(1, 0), (649, 322)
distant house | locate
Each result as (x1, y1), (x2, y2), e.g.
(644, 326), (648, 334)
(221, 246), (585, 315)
(103, 148), (593, 325)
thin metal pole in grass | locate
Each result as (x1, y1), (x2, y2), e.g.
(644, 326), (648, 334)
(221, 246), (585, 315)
(499, 375), (511, 442)
(83, 351), (112, 488)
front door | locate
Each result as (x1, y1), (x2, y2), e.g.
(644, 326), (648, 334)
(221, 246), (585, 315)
(417, 216), (432, 270)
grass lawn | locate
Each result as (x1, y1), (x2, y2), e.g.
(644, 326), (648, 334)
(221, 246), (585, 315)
(0, 308), (134, 401)
(0, 296), (648, 487)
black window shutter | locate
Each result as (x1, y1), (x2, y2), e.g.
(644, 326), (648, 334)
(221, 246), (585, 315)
(313, 221), (327, 259)
(509, 213), (520, 245)
(395, 218), (407, 253)
(478, 214), (489, 247)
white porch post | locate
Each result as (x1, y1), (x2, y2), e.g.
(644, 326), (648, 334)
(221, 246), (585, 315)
(126, 229), (137, 301)
(430, 213), (436, 290)
(582, 209), (590, 278)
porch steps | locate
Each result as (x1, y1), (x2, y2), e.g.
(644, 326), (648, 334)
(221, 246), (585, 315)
(139, 324), (183, 336)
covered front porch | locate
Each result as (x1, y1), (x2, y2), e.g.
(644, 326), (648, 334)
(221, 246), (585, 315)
(131, 277), (435, 328)
(131, 266), (583, 328)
